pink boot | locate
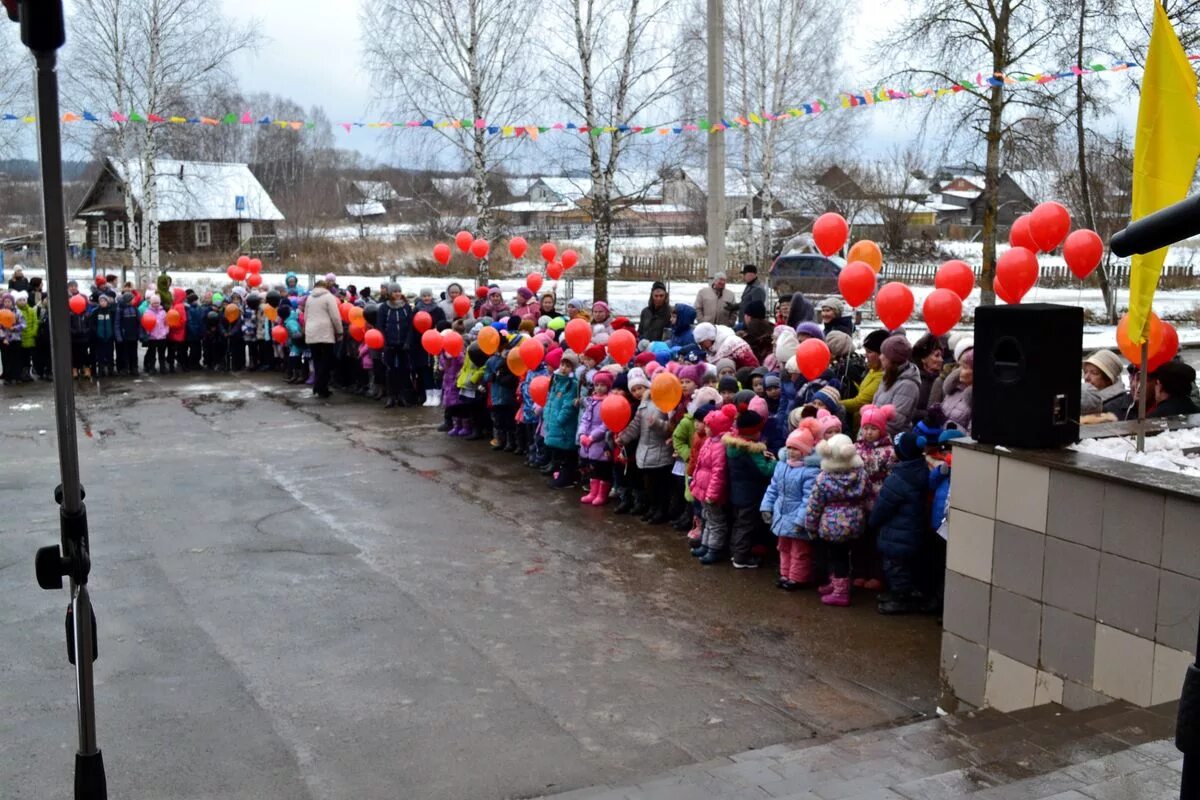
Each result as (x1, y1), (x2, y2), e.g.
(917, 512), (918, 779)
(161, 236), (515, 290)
(580, 479), (600, 504)
(817, 580), (835, 595)
(686, 517), (702, 543)
(820, 577), (851, 607)
(591, 481), (611, 506)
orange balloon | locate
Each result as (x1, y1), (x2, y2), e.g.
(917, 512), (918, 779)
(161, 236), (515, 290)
(1116, 313), (1166, 366)
(442, 330), (464, 357)
(0, 309), (13, 328)
(478, 325), (500, 355)
(349, 306), (365, 323)
(847, 240), (883, 273)
(166, 309), (182, 328)
(650, 371), (683, 413)
(264, 305), (278, 322)
(421, 329), (444, 356)
(224, 304), (241, 323)
(506, 347), (528, 377)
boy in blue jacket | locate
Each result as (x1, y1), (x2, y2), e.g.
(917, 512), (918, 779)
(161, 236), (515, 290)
(484, 341), (520, 452)
(868, 432), (936, 615)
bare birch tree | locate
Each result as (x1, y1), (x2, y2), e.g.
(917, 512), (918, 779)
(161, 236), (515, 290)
(547, 0), (677, 302)
(0, 23), (28, 159)
(884, 0), (1064, 304)
(362, 0), (538, 281)
(66, 0), (256, 287)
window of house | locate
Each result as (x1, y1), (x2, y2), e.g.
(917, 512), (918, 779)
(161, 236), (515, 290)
(113, 221), (125, 249)
(98, 221), (110, 248)
(195, 222), (211, 247)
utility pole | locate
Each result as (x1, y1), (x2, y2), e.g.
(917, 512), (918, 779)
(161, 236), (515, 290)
(705, 0), (725, 279)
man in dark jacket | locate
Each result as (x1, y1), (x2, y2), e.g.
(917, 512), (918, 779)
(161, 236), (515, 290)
(737, 264), (767, 327)
(638, 281), (671, 343)
(378, 283), (415, 408)
(1148, 361), (1200, 418)
(7, 267), (29, 293)
(185, 294), (206, 369)
(869, 431), (936, 615)
(114, 292), (141, 376)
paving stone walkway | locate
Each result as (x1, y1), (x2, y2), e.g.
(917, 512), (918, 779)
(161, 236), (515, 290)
(544, 701), (1182, 799)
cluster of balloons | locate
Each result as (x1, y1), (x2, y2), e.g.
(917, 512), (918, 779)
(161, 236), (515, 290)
(226, 255), (265, 288)
(432, 232), (582, 287)
(1115, 311), (1180, 369)
(1001, 202), (1105, 302)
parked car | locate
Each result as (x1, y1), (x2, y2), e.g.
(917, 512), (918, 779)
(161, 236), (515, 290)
(768, 253), (844, 301)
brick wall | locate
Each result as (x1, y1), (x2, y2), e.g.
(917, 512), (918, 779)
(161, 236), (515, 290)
(940, 443), (1200, 714)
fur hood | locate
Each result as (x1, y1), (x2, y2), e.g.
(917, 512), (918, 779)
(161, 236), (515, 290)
(722, 434), (768, 454)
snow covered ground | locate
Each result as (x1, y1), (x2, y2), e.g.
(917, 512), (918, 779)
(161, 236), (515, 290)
(939, 240), (1200, 269)
(1072, 427), (1200, 478)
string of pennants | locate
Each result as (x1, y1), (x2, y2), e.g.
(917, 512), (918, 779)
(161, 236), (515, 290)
(3, 57), (1196, 138)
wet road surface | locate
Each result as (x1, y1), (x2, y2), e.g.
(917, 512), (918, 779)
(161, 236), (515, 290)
(0, 372), (939, 799)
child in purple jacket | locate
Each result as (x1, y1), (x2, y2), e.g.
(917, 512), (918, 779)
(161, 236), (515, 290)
(577, 370), (615, 506)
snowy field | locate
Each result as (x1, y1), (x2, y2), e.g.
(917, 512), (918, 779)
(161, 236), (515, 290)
(1073, 428), (1200, 478)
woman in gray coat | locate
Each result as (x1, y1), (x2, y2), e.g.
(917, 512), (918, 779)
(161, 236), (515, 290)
(872, 335), (921, 436)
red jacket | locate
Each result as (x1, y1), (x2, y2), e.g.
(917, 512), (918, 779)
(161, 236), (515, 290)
(690, 436), (728, 505)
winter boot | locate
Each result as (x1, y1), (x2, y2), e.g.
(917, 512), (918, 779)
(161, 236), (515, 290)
(613, 490), (635, 515)
(820, 577), (851, 607)
(699, 549), (727, 566)
(591, 481), (611, 506)
(504, 431), (520, 453)
(422, 389), (434, 407)
(580, 479), (600, 504)
(20, 366), (34, 382)
(817, 580), (836, 596)
(686, 517), (702, 543)
(430, 389), (442, 407)
(691, 545), (708, 558)
(491, 432), (507, 450)
(513, 428), (528, 456)
(437, 415), (453, 432)
(550, 462), (577, 489)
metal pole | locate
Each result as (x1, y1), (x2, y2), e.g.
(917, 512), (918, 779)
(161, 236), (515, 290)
(1137, 340), (1148, 453)
(705, 0), (725, 279)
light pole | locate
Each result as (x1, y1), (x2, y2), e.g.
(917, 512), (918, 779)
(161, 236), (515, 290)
(705, 0), (725, 280)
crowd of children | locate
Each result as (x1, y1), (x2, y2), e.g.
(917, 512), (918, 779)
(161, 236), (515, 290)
(3, 270), (969, 614)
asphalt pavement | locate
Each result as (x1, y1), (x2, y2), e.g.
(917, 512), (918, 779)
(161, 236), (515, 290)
(0, 372), (939, 799)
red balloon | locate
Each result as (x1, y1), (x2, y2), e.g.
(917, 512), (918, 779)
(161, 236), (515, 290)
(1030, 202), (1071, 252)
(237, 255), (251, 270)
(935, 260), (975, 301)
(421, 329), (443, 356)
(474, 286), (489, 299)
(600, 393), (632, 432)
(1009, 214), (1039, 251)
(433, 243), (452, 266)
(509, 236), (528, 260)
(141, 311), (157, 332)
(441, 329), (463, 357)
(339, 301), (352, 322)
(1063, 229), (1104, 280)
(541, 242), (558, 262)
(993, 275), (1019, 305)
(812, 212), (849, 257)
(349, 322), (366, 341)
(455, 230), (474, 252)
(69, 294), (87, 315)
(246, 273), (263, 288)
(564, 317), (591, 353)
(546, 261), (564, 280)
(837, 262), (877, 308)
(519, 337), (544, 370)
(874, 282), (914, 330)
(452, 295), (471, 317)
(414, 310), (432, 333)
(365, 328), (385, 349)
(1148, 322), (1180, 372)
(227, 264), (247, 282)
(796, 338), (831, 381)
(607, 329), (636, 364)
(923, 288), (964, 337)
(248, 258), (263, 274)
(526, 273), (544, 293)
(271, 324), (288, 344)
(470, 238), (490, 259)
(996, 247), (1039, 302)
(561, 249), (579, 270)
(530, 374), (551, 407)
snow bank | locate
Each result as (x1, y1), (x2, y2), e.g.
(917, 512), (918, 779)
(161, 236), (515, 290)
(1072, 427), (1200, 478)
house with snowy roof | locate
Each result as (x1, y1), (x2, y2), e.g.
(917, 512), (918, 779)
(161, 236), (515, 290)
(968, 169), (1064, 226)
(74, 157), (284, 257)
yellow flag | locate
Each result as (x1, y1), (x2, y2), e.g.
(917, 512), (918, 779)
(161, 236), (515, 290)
(1128, 1), (1200, 343)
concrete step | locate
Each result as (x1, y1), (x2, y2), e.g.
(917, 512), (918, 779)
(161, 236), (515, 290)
(542, 701), (1181, 799)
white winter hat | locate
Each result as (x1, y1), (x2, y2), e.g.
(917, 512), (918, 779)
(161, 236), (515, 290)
(693, 322), (717, 346)
(953, 338), (974, 364)
(627, 367), (651, 390)
(817, 433), (863, 472)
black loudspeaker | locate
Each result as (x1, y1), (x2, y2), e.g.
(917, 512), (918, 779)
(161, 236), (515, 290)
(973, 303), (1083, 449)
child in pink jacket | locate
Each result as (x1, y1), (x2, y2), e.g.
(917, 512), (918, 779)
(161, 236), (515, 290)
(690, 403), (736, 563)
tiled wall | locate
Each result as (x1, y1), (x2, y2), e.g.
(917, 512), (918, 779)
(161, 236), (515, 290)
(939, 446), (1200, 714)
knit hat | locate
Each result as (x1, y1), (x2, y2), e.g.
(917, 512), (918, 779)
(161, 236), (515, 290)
(635, 350), (657, 367)
(819, 297), (845, 317)
(824, 331), (853, 359)
(592, 370), (615, 389)
(733, 389), (757, 410)
(1084, 349), (1123, 385)
(583, 344), (606, 363)
(748, 395), (769, 420)
(516, 287), (533, 302)
(679, 364), (706, 385)
(787, 406), (807, 431)
(812, 386), (843, 416)
(953, 338), (975, 364)
(786, 427), (818, 459)
(764, 374), (781, 389)
(705, 404), (738, 436)
(816, 408), (843, 437)
(914, 419), (944, 442)
(735, 367), (756, 389)
(817, 434), (862, 471)
(591, 301), (609, 317)
(894, 432), (927, 461)
(612, 316), (632, 330)
(677, 343), (705, 364)
(718, 376), (739, 394)
(627, 367), (651, 390)
(784, 356), (800, 375)
(796, 321), (825, 341)
(689, 386), (722, 414)
(774, 326), (799, 366)
(561, 350), (581, 368)
(859, 404), (896, 433)
(960, 349), (974, 368)
(939, 429), (967, 445)
(644, 361), (663, 378)
(693, 321), (717, 345)
(567, 298), (585, 312)
(880, 335), (912, 363)
(715, 358), (736, 375)
(506, 315), (521, 332)
(519, 319), (536, 334)
(537, 315), (551, 330)
(736, 408), (765, 437)
(743, 299), (767, 320)
(863, 329), (890, 354)
(693, 403), (718, 424)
